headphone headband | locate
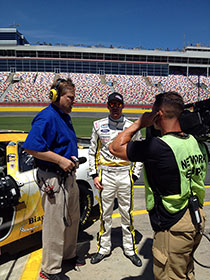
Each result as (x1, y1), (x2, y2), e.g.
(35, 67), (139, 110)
(55, 78), (66, 89)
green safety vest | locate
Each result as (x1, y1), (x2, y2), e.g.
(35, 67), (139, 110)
(144, 134), (208, 214)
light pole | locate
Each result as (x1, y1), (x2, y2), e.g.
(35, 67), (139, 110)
(197, 75), (200, 101)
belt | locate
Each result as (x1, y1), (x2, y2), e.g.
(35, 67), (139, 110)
(101, 165), (130, 171)
(38, 165), (75, 176)
(38, 165), (64, 174)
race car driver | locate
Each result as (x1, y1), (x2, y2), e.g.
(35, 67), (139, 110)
(89, 92), (143, 267)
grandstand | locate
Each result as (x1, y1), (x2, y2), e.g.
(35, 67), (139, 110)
(0, 28), (210, 106)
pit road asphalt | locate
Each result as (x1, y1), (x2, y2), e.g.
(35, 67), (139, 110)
(0, 108), (210, 280)
(1, 183), (210, 280)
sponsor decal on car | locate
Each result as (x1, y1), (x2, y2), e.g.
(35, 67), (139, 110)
(28, 215), (44, 225)
(8, 153), (16, 161)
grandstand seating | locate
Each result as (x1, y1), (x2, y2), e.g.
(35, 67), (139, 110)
(0, 72), (210, 105)
(0, 72), (10, 99)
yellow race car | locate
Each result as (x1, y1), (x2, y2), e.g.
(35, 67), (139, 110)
(0, 130), (99, 252)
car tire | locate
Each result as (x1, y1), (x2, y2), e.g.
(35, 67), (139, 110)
(0, 206), (15, 241)
(78, 182), (93, 230)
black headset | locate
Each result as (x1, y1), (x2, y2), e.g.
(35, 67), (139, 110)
(49, 79), (66, 102)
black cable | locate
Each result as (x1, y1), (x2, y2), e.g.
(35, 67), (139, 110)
(59, 176), (72, 227)
(35, 167), (72, 227)
(188, 177), (210, 269)
(193, 232), (210, 269)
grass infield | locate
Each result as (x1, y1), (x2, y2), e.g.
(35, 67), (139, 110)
(0, 116), (98, 137)
(0, 116), (146, 138)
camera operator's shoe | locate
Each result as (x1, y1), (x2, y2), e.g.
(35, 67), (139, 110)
(40, 270), (63, 280)
(124, 253), (142, 267)
(90, 252), (110, 264)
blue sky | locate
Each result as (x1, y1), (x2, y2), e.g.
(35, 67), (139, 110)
(1, 0), (210, 50)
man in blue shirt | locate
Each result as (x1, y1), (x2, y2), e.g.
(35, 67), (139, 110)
(23, 78), (83, 280)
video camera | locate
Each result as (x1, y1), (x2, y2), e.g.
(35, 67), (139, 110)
(179, 98), (210, 142)
(147, 98), (210, 142)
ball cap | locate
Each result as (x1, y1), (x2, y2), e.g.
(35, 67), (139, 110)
(108, 92), (124, 104)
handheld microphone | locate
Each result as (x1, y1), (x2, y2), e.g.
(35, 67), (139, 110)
(78, 157), (87, 164)
(70, 156), (87, 169)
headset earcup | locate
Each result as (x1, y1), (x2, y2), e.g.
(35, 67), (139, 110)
(50, 78), (65, 102)
(49, 89), (58, 102)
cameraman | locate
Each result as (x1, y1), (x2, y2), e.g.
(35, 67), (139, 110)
(23, 78), (83, 280)
(109, 92), (208, 280)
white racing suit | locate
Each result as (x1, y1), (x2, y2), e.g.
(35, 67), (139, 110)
(89, 115), (142, 256)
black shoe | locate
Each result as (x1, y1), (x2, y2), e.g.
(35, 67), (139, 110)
(125, 254), (142, 267)
(90, 253), (110, 264)
(40, 270), (63, 280)
(68, 255), (86, 266)
(75, 256), (86, 266)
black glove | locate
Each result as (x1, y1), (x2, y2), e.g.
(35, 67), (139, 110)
(132, 174), (138, 183)
(91, 174), (98, 180)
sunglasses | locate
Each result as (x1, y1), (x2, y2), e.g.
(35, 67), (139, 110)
(108, 102), (123, 108)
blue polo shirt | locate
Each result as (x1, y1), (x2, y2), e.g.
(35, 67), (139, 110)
(23, 103), (78, 168)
